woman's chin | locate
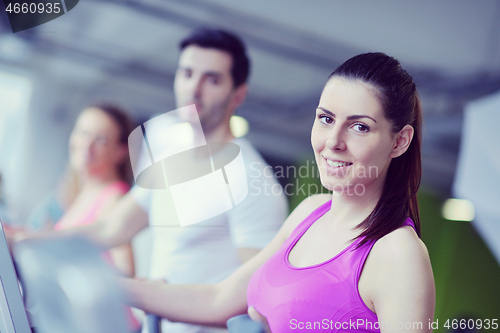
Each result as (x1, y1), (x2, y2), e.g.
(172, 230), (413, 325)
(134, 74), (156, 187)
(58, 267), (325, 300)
(320, 177), (348, 191)
(71, 164), (102, 176)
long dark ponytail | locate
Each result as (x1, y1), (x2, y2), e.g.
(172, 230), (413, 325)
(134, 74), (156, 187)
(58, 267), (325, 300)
(328, 52), (422, 245)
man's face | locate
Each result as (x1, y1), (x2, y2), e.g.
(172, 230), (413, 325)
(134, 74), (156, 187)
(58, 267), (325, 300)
(174, 45), (238, 135)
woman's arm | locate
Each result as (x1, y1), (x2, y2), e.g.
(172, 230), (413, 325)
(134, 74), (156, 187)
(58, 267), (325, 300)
(108, 244), (135, 277)
(120, 222), (288, 326)
(15, 193), (149, 251)
(120, 194), (330, 327)
(362, 226), (435, 332)
(96, 192), (136, 277)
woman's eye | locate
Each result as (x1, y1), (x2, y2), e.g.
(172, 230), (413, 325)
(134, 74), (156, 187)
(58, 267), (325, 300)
(94, 136), (108, 145)
(76, 129), (89, 137)
(179, 69), (192, 78)
(318, 114), (333, 125)
(353, 123), (369, 133)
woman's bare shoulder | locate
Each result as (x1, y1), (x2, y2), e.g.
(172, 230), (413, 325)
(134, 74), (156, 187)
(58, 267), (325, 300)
(282, 194), (331, 238)
(363, 224), (435, 326)
(372, 225), (428, 261)
(368, 224), (433, 291)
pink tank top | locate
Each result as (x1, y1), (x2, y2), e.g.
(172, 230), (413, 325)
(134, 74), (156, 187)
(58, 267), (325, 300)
(247, 200), (416, 332)
(54, 180), (129, 264)
(54, 181), (129, 231)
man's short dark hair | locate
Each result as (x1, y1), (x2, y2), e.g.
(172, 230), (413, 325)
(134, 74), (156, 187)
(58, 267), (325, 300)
(180, 28), (250, 88)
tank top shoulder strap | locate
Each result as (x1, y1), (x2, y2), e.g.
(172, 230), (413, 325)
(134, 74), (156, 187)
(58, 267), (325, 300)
(288, 199), (332, 241)
(90, 181), (129, 214)
(401, 217), (417, 233)
(101, 181), (130, 196)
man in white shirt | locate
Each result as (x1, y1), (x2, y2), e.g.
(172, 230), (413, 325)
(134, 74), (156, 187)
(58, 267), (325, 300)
(134, 28), (287, 332)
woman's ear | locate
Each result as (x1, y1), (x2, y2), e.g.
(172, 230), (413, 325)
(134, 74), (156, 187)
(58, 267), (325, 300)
(390, 125), (414, 158)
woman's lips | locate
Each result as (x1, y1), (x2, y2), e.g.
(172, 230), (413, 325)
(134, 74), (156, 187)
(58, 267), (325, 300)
(322, 157), (353, 176)
(326, 160), (352, 168)
(323, 156), (353, 168)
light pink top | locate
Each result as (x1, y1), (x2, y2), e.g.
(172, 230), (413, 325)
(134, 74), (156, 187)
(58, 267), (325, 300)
(54, 181), (129, 231)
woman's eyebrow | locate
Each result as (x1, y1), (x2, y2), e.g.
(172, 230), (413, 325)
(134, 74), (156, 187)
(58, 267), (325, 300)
(317, 107), (376, 123)
(317, 107), (334, 116)
(347, 115), (377, 123)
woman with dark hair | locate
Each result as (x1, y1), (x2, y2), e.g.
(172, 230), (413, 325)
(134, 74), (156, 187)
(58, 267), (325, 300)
(27, 104), (136, 277)
(122, 53), (435, 332)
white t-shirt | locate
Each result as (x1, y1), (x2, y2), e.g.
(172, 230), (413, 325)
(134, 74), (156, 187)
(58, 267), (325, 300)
(132, 138), (288, 333)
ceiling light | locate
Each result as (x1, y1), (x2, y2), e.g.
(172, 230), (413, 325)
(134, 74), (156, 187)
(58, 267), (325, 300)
(230, 115), (249, 138)
(442, 198), (475, 221)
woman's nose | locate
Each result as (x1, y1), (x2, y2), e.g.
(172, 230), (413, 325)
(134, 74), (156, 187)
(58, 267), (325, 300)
(325, 126), (346, 151)
(79, 135), (97, 151)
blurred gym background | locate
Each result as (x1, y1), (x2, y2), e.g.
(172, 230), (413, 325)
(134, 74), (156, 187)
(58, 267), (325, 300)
(0, 0), (498, 330)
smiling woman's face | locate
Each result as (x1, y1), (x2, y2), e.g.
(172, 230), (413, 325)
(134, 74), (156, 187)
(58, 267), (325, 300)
(311, 77), (397, 195)
(69, 108), (126, 177)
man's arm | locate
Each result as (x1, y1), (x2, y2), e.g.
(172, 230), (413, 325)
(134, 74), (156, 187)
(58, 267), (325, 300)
(94, 193), (149, 248)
